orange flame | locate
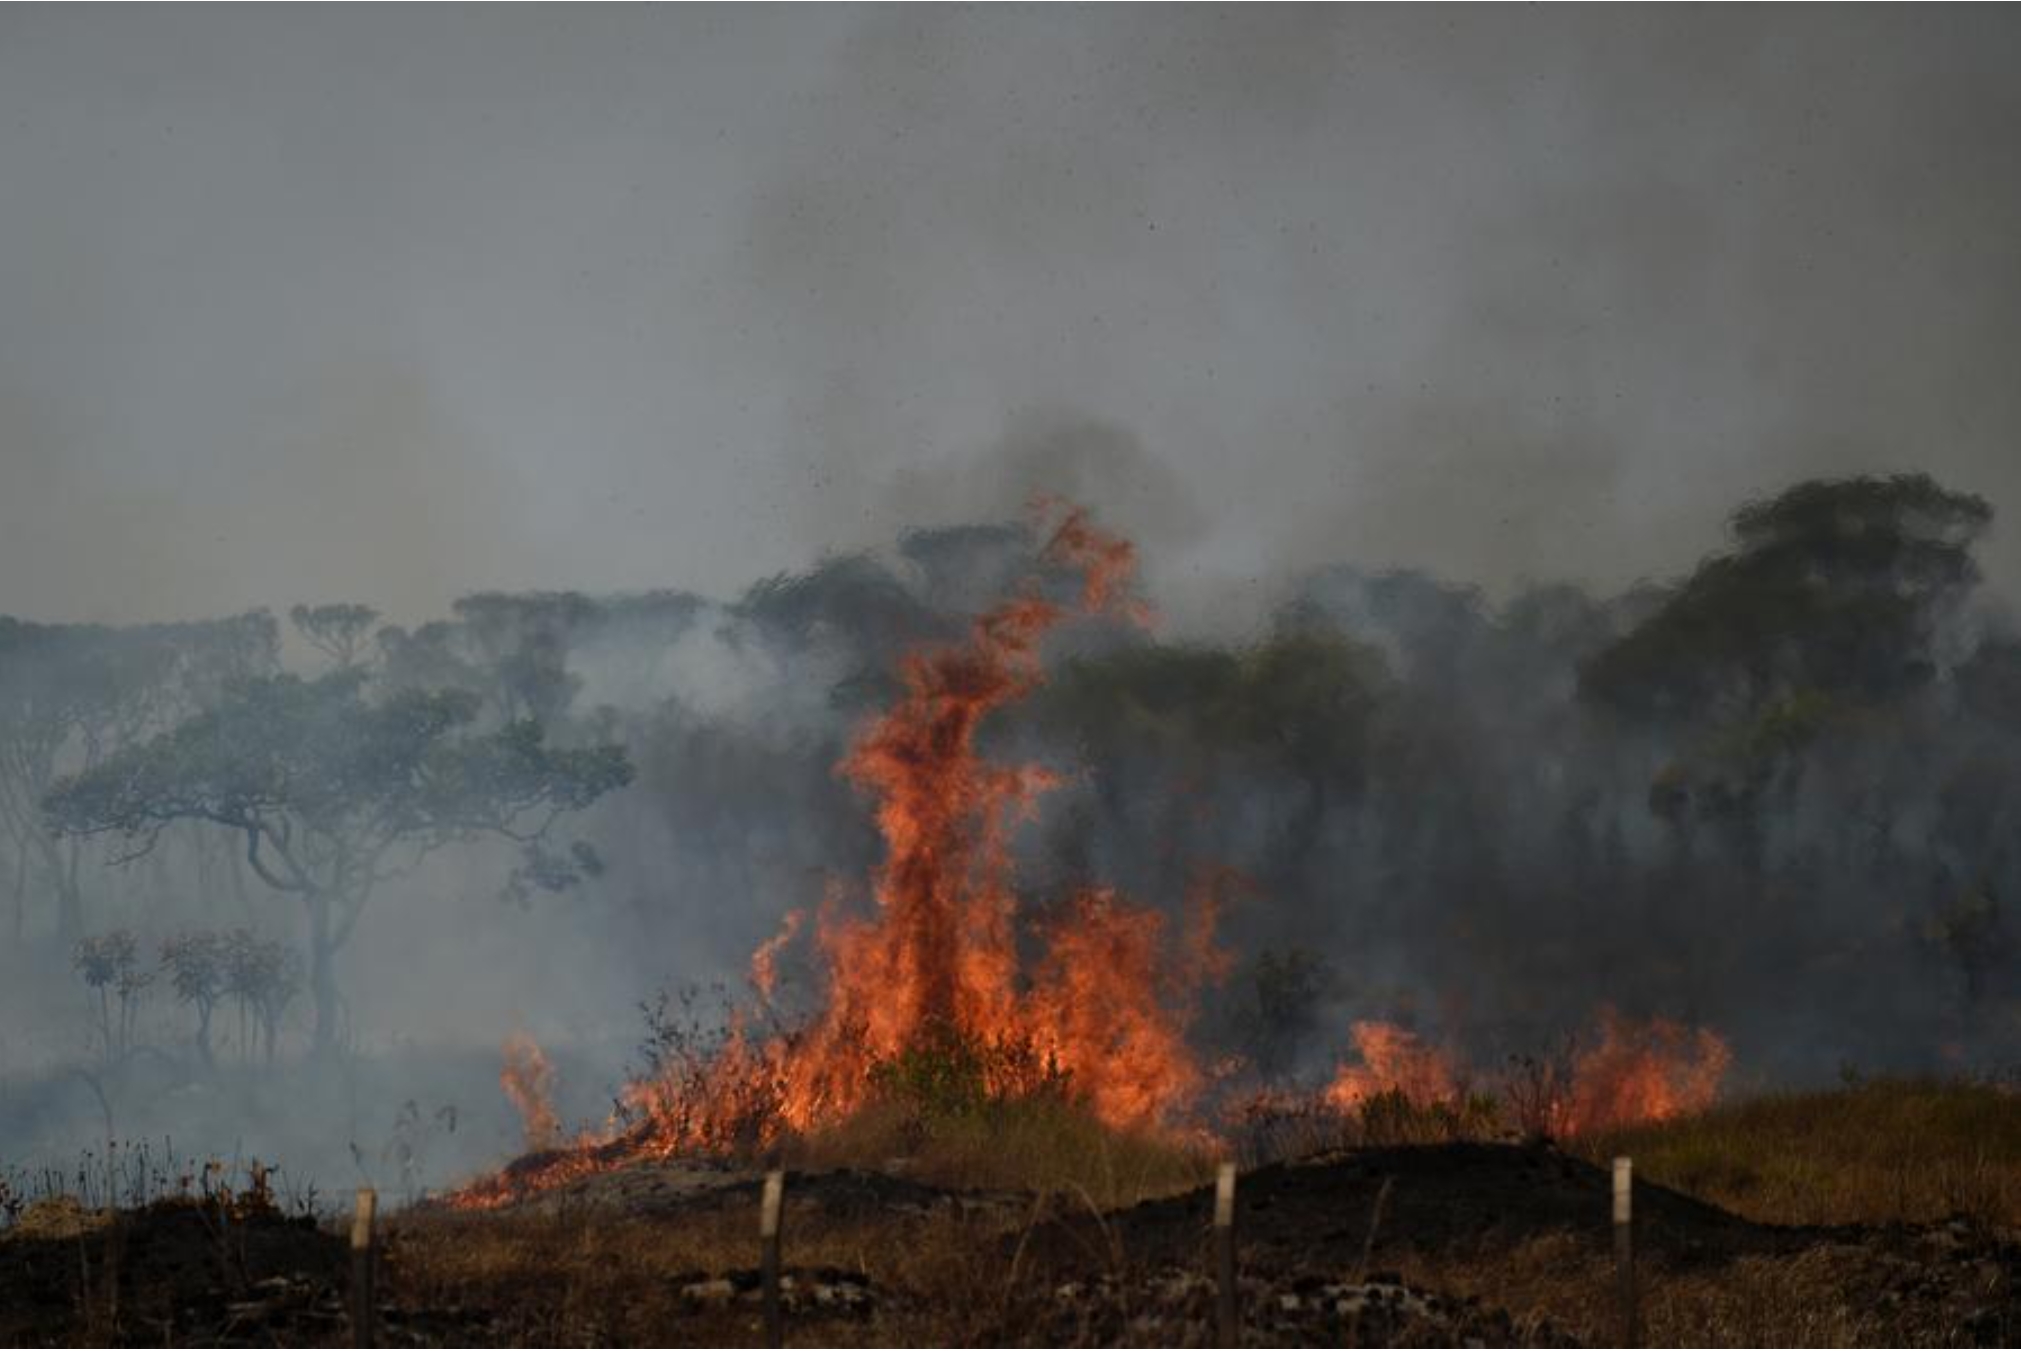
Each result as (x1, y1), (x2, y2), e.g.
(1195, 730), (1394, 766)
(1550, 1008), (1731, 1136)
(450, 502), (1222, 1208)
(1323, 1021), (1462, 1111)
(500, 1032), (561, 1152)
(750, 909), (804, 1001)
(751, 499), (1215, 1134)
(1319, 1009), (1730, 1136)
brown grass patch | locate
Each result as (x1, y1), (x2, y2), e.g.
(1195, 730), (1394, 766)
(1571, 1076), (2021, 1227)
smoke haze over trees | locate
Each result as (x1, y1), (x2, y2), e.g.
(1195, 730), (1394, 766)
(1, 9), (2019, 1193)
(4, 471), (2021, 1190)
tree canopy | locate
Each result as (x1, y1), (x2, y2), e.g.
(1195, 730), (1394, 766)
(44, 669), (632, 1048)
(1579, 473), (1991, 723)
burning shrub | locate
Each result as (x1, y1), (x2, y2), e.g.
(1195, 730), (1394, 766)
(1355, 1087), (1503, 1146)
(1325, 1020), (1463, 1113)
(1552, 1009), (1732, 1136)
(616, 986), (792, 1158)
(1314, 1010), (1731, 1146)
(865, 1022), (1074, 1141)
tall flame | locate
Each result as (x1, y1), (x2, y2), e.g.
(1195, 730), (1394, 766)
(1324, 1021), (1462, 1111)
(456, 504), (1734, 1211)
(752, 500), (1214, 1133)
(500, 1032), (560, 1152)
(1551, 1008), (1731, 1136)
(455, 502), (1222, 1208)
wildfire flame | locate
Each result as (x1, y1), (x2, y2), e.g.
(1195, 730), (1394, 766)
(453, 504), (1734, 1210)
(500, 1032), (560, 1152)
(1551, 1008), (1731, 1136)
(1320, 1009), (1731, 1138)
(749, 908), (804, 1001)
(452, 501), (1224, 1208)
(1324, 1021), (1461, 1112)
(740, 500), (1218, 1135)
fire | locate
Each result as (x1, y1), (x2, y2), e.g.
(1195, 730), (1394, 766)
(746, 499), (1216, 1135)
(450, 501), (1223, 1208)
(500, 1032), (561, 1152)
(1323, 1021), (1461, 1111)
(749, 908), (804, 1001)
(451, 501), (1735, 1212)
(1318, 1009), (1730, 1137)
(1550, 1008), (1731, 1136)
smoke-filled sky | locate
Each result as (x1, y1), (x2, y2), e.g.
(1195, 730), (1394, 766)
(3, 7), (2017, 628)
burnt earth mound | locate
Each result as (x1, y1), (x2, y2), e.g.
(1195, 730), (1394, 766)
(0, 1197), (344, 1346)
(17, 1141), (2017, 1345)
(1020, 1141), (1807, 1279)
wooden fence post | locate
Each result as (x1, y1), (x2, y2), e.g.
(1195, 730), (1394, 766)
(760, 1168), (785, 1348)
(1214, 1161), (1238, 1346)
(350, 1186), (378, 1349)
(1613, 1156), (1637, 1347)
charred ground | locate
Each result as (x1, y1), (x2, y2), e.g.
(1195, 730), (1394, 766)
(5, 1078), (2020, 1347)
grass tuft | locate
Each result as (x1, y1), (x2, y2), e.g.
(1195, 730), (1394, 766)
(1572, 1075), (2021, 1226)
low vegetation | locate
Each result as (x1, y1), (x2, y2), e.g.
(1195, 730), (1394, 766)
(5, 1078), (2017, 1345)
(1574, 1074), (2021, 1228)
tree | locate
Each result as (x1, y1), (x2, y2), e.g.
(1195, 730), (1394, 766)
(1236, 948), (1333, 1080)
(72, 929), (149, 1063)
(0, 613), (277, 943)
(160, 930), (227, 1068)
(289, 603), (381, 671)
(1579, 474), (1992, 889)
(1580, 473), (1991, 724)
(220, 928), (301, 1066)
(1035, 624), (1390, 852)
(43, 670), (633, 1053)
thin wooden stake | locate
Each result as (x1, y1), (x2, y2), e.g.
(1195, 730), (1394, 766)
(1214, 1161), (1238, 1347)
(1613, 1157), (1637, 1348)
(350, 1187), (378, 1349)
(760, 1168), (785, 1348)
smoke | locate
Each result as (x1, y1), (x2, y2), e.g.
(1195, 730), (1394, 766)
(2, 9), (2020, 1194)
(5, 11), (2019, 627)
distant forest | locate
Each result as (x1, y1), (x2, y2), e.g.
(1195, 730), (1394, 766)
(4, 472), (2018, 1086)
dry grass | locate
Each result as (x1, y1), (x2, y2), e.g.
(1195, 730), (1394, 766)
(384, 1093), (1208, 1345)
(784, 1094), (1215, 1209)
(1570, 1076), (2021, 1227)
(387, 1195), (1069, 1346)
(1387, 1232), (1910, 1347)
(381, 1079), (2021, 1345)
(13, 1079), (2018, 1344)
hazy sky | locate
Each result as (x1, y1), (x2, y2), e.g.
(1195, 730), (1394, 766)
(3, 7), (2017, 629)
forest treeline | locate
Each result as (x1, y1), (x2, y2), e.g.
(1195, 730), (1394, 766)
(3, 472), (2016, 1079)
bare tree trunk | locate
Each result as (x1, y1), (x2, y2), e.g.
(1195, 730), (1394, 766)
(307, 891), (339, 1056)
(53, 861), (82, 948)
(10, 842), (25, 942)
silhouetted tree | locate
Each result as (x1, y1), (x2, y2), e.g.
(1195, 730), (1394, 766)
(289, 603), (381, 671)
(44, 670), (633, 1053)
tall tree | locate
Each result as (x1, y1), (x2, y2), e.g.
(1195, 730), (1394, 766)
(44, 670), (632, 1052)
(288, 603), (381, 671)
(0, 613), (278, 943)
(1580, 473), (1991, 724)
(1579, 472), (1993, 893)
